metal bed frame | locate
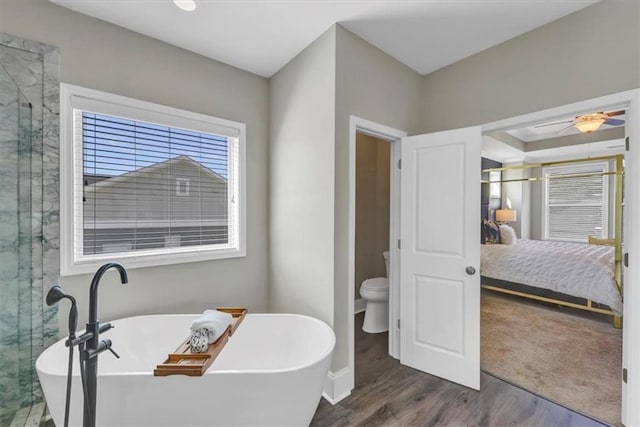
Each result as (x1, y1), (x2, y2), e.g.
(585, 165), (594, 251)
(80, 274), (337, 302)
(481, 154), (623, 328)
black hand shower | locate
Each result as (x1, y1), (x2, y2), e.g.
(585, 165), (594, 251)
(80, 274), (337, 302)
(47, 285), (78, 338)
(46, 285), (77, 427)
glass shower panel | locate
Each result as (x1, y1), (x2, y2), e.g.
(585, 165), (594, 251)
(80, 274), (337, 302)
(0, 63), (33, 424)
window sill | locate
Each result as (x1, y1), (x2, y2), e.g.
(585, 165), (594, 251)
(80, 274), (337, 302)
(60, 247), (246, 276)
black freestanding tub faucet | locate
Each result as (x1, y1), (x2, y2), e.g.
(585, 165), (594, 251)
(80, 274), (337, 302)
(82, 262), (128, 427)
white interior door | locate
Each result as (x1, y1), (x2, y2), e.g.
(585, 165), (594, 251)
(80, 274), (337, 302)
(400, 126), (481, 390)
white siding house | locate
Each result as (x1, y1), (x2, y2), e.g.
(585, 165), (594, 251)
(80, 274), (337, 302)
(83, 155), (228, 254)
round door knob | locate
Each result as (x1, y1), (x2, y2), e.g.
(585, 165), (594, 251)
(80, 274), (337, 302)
(465, 266), (476, 275)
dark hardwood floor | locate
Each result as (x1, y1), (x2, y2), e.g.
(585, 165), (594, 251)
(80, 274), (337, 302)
(311, 313), (605, 427)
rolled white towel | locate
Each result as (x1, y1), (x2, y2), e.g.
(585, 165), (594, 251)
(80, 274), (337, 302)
(190, 309), (233, 345)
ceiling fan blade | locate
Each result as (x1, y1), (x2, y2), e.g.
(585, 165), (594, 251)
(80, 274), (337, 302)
(606, 110), (625, 117)
(556, 124), (576, 134)
(534, 120), (573, 128)
(604, 118), (625, 126)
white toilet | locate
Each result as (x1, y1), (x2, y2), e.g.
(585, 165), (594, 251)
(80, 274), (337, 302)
(360, 251), (390, 333)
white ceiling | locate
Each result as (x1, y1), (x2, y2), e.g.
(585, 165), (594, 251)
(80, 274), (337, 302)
(482, 135), (625, 164)
(49, 0), (597, 78)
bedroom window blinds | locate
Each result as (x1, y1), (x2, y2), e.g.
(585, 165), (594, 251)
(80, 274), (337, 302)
(543, 162), (609, 242)
(60, 84), (246, 275)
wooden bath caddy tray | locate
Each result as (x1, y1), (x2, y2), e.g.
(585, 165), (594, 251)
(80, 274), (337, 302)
(153, 307), (247, 377)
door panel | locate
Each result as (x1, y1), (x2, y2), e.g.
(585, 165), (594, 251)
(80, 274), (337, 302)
(400, 126), (481, 390)
(414, 275), (464, 355)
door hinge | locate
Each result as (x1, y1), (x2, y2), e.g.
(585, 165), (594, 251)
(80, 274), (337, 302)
(397, 239), (401, 250)
(626, 137), (630, 151)
(397, 319), (400, 330)
(624, 252), (629, 267)
(398, 159), (402, 169)
(623, 368), (628, 383)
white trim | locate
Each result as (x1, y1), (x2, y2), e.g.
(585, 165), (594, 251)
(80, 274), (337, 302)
(60, 83), (247, 276)
(480, 89), (640, 426)
(354, 298), (366, 314)
(622, 89), (640, 427)
(175, 178), (190, 196)
(481, 90), (635, 135)
(389, 135), (402, 360)
(322, 367), (352, 405)
(348, 115), (406, 397)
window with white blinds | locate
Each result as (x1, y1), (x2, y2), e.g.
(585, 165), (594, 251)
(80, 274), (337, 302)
(542, 162), (609, 242)
(60, 84), (246, 275)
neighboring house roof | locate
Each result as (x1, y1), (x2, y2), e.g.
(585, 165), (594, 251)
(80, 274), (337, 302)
(84, 174), (113, 185)
(85, 155), (226, 193)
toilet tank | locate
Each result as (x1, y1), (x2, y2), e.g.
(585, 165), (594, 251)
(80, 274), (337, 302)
(383, 251), (390, 277)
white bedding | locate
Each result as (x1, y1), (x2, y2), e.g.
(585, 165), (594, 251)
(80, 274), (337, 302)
(480, 239), (622, 315)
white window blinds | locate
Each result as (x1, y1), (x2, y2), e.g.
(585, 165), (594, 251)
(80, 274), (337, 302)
(74, 110), (239, 259)
(543, 162), (609, 242)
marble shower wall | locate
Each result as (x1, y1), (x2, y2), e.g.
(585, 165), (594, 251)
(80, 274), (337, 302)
(0, 34), (59, 423)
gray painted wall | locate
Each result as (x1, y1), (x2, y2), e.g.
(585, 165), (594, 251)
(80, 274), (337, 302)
(269, 24), (424, 374)
(0, 0), (270, 329)
(422, 0), (640, 133)
(269, 27), (336, 326)
(334, 25), (424, 370)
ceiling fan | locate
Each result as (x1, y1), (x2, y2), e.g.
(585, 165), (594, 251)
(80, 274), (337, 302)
(534, 110), (625, 134)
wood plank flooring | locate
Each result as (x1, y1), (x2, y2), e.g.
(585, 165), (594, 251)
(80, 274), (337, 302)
(311, 314), (605, 427)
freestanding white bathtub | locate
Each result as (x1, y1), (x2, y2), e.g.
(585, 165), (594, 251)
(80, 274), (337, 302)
(36, 313), (335, 427)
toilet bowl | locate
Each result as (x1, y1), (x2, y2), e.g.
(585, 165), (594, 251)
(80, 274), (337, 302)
(360, 251), (390, 333)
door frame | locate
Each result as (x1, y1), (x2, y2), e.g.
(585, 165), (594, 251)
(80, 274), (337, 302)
(348, 116), (406, 389)
(480, 89), (640, 426)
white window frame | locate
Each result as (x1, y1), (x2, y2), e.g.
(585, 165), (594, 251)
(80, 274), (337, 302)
(60, 83), (246, 276)
(175, 178), (190, 196)
(542, 161), (609, 242)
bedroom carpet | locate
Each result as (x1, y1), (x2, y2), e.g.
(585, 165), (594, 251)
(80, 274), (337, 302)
(481, 291), (622, 426)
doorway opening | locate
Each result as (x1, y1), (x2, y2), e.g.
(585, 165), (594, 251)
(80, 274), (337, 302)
(354, 132), (391, 332)
(346, 116), (405, 398)
(479, 92), (637, 426)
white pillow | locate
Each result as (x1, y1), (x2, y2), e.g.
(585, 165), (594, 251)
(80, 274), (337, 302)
(499, 224), (517, 245)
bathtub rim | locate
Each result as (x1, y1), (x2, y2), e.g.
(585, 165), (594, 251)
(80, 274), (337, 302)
(36, 312), (336, 377)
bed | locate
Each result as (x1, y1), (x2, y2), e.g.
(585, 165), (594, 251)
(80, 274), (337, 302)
(481, 239), (622, 317)
(481, 154), (624, 328)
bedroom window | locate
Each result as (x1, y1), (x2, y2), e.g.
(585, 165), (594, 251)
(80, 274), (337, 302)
(60, 84), (246, 275)
(542, 162), (609, 242)
(489, 171), (501, 198)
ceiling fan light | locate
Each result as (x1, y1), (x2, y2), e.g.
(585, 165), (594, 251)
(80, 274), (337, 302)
(173, 0), (196, 12)
(574, 114), (607, 133)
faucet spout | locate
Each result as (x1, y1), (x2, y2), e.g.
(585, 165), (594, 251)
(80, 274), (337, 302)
(83, 262), (128, 427)
(88, 262), (128, 323)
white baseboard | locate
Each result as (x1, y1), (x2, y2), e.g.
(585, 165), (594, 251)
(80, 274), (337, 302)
(355, 298), (366, 314)
(322, 367), (352, 404)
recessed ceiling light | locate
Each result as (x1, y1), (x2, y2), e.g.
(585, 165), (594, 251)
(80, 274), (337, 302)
(173, 0), (196, 12)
